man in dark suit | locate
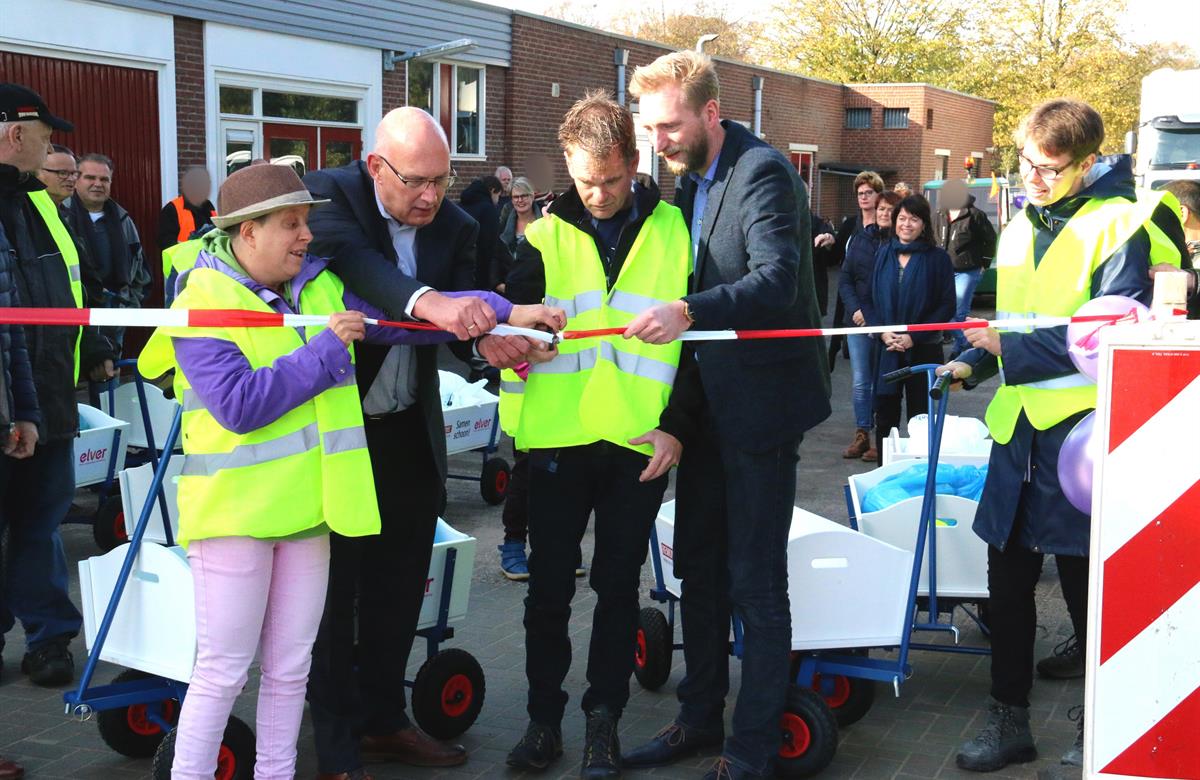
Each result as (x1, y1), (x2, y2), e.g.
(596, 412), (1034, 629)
(303, 107), (537, 780)
(623, 51), (831, 779)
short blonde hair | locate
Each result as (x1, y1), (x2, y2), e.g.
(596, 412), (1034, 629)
(511, 176), (535, 196)
(854, 171), (884, 193)
(557, 90), (637, 163)
(629, 50), (720, 111)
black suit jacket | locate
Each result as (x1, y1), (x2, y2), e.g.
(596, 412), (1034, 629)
(303, 161), (480, 491)
(670, 121), (831, 448)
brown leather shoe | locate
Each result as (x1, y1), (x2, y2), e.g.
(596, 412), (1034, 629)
(0, 755), (24, 780)
(315, 773), (373, 780)
(862, 444), (879, 463)
(842, 429), (869, 458)
(360, 726), (467, 767)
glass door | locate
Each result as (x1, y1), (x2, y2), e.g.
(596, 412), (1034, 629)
(263, 123), (318, 177)
(319, 126), (362, 170)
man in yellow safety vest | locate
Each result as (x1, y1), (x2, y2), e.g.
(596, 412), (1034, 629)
(500, 92), (693, 779)
(943, 99), (1187, 772)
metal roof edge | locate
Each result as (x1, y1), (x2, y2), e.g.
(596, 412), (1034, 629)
(847, 82), (996, 105)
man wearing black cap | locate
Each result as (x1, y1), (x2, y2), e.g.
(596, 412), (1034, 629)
(0, 84), (86, 705)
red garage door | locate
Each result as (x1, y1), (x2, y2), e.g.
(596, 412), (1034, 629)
(2, 51), (164, 315)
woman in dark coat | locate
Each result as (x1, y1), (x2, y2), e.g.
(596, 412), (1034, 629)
(870, 194), (956, 456)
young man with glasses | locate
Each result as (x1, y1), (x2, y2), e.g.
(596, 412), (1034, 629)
(301, 107), (548, 780)
(941, 99), (1187, 772)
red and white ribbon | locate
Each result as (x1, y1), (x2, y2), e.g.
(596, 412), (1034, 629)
(0, 307), (1174, 344)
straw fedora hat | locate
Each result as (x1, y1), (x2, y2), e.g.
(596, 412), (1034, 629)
(212, 164), (329, 229)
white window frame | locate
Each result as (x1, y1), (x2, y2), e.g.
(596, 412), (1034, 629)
(407, 60), (487, 160)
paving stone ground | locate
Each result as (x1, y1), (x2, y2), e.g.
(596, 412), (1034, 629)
(0, 288), (1086, 779)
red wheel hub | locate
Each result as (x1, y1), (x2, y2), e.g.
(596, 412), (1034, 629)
(126, 699), (175, 736)
(495, 470), (509, 494)
(216, 744), (237, 780)
(812, 673), (851, 709)
(441, 673), (474, 718)
(114, 512), (128, 542)
(779, 712), (812, 759)
(635, 629), (647, 668)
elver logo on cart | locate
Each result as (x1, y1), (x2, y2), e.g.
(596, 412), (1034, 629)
(661, 542), (673, 561)
(79, 447), (108, 464)
(474, 418), (491, 431)
(423, 577), (435, 596)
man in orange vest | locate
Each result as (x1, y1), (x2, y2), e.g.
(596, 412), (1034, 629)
(157, 165), (215, 250)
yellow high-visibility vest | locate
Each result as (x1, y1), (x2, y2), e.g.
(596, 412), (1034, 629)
(986, 191), (1183, 443)
(139, 266), (380, 546)
(27, 191), (82, 383)
(499, 200), (692, 455)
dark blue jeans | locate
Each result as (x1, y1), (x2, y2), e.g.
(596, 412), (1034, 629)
(673, 414), (801, 777)
(523, 442), (668, 725)
(0, 439), (84, 651)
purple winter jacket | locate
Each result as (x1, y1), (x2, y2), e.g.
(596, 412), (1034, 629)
(173, 251), (512, 435)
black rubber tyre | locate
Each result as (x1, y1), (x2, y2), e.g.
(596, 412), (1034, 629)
(95, 670), (179, 757)
(93, 495), (128, 552)
(811, 671), (876, 728)
(412, 648), (486, 739)
(152, 715), (256, 780)
(776, 686), (839, 778)
(633, 607), (672, 691)
(480, 457), (511, 505)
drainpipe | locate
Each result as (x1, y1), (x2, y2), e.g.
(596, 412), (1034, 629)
(614, 48), (629, 106)
(752, 76), (764, 137)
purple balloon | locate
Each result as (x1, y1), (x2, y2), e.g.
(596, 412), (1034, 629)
(1065, 295), (1149, 381)
(1058, 411), (1099, 515)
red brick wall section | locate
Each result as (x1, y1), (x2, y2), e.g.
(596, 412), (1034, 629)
(174, 17), (206, 182)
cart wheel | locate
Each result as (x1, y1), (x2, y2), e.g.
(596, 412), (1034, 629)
(633, 607), (672, 691)
(412, 648), (486, 739)
(776, 686), (838, 778)
(93, 495), (128, 552)
(95, 670), (179, 757)
(811, 672), (875, 728)
(153, 715), (255, 780)
(480, 458), (510, 505)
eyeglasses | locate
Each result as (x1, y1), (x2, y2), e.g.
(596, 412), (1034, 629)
(511, 193), (533, 200)
(1018, 153), (1074, 181)
(42, 167), (80, 181)
(376, 154), (456, 192)
(856, 189), (878, 198)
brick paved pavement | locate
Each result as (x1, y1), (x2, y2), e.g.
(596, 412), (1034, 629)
(0, 295), (1087, 779)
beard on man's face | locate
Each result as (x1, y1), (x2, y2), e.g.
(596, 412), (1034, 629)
(662, 133), (710, 176)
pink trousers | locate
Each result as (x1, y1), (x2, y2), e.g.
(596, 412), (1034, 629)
(171, 534), (330, 780)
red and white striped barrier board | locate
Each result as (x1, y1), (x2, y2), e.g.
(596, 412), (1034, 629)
(1087, 320), (1200, 780)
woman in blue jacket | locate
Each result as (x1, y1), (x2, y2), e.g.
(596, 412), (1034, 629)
(870, 194), (956, 462)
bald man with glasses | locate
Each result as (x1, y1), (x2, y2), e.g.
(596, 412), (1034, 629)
(302, 108), (547, 780)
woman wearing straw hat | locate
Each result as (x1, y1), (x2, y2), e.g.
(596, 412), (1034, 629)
(139, 164), (562, 779)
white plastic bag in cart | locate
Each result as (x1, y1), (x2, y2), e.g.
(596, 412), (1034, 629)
(438, 370), (498, 409)
(906, 414), (990, 456)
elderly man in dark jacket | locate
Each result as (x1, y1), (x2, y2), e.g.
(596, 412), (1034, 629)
(459, 175), (514, 292)
(0, 84), (85, 706)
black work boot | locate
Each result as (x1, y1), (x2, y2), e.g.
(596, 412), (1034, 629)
(1037, 635), (1084, 679)
(21, 640), (74, 687)
(581, 706), (620, 778)
(1061, 705), (1083, 767)
(507, 721), (563, 771)
(956, 697), (1037, 772)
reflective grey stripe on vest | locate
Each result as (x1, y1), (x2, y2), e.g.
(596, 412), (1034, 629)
(181, 422), (320, 477)
(1022, 373), (1095, 391)
(500, 380), (526, 395)
(334, 374), (355, 389)
(67, 263), (81, 282)
(181, 389), (205, 413)
(607, 290), (670, 316)
(322, 425), (367, 455)
(545, 290), (603, 318)
(531, 347), (599, 375)
(599, 341), (677, 386)
(995, 310), (1036, 333)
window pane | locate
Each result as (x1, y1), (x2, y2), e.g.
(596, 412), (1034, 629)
(455, 66), (481, 155)
(225, 141), (253, 176)
(324, 140), (353, 169)
(845, 108), (871, 129)
(269, 138), (309, 177)
(262, 91), (357, 123)
(408, 61), (433, 115)
(883, 108), (909, 129)
(220, 86), (253, 115)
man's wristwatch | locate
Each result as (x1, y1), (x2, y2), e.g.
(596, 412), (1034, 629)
(680, 299), (695, 326)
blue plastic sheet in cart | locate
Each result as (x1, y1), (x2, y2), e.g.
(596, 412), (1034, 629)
(861, 464), (988, 514)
